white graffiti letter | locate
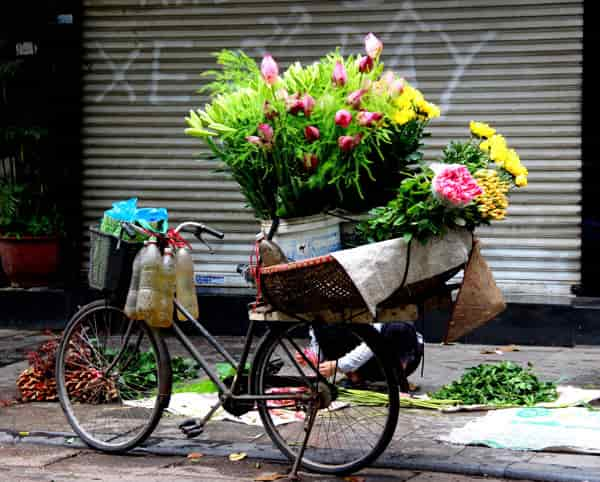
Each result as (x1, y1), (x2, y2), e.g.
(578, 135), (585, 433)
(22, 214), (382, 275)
(95, 43), (140, 103)
(150, 40), (193, 104)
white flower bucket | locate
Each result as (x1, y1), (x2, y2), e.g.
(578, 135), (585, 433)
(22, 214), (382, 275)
(260, 214), (342, 261)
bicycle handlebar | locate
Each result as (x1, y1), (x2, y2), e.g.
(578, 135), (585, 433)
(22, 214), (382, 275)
(175, 222), (224, 240)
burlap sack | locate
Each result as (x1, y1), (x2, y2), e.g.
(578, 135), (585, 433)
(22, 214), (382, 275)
(445, 239), (506, 343)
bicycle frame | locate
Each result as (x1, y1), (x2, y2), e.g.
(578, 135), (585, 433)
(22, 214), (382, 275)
(170, 299), (316, 404)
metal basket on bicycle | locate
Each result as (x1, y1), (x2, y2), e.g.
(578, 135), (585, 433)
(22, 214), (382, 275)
(88, 226), (144, 294)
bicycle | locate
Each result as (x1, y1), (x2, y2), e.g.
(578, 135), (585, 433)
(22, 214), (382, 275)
(56, 220), (403, 477)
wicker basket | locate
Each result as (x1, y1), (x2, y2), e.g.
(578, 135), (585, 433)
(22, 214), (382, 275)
(88, 226), (144, 294)
(260, 254), (461, 315)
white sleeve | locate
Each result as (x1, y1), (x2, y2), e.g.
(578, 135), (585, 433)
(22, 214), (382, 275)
(337, 324), (383, 373)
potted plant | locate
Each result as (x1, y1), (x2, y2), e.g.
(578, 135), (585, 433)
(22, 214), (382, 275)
(184, 34), (439, 258)
(0, 179), (63, 288)
(0, 125), (63, 287)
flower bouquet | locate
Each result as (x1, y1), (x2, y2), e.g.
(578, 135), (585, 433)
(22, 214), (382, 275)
(185, 33), (439, 220)
(357, 121), (528, 244)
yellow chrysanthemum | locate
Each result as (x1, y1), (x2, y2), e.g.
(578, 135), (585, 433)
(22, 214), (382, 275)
(515, 174), (528, 187)
(470, 121), (496, 139)
(392, 109), (416, 125)
(417, 100), (441, 119)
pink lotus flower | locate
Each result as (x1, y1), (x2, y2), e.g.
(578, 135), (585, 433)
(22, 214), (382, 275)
(303, 153), (319, 172)
(335, 109), (352, 128)
(303, 347), (319, 366)
(258, 123), (273, 142)
(246, 135), (262, 146)
(286, 93), (315, 117)
(338, 133), (362, 152)
(347, 89), (367, 108)
(358, 55), (373, 73)
(260, 54), (279, 85)
(301, 94), (315, 117)
(357, 111), (383, 127)
(332, 61), (347, 87)
(304, 126), (320, 142)
(365, 33), (383, 59)
(431, 163), (483, 207)
(263, 100), (278, 120)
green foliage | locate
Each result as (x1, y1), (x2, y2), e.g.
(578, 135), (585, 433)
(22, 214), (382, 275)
(356, 169), (484, 244)
(431, 362), (558, 406)
(0, 181), (64, 237)
(441, 139), (488, 173)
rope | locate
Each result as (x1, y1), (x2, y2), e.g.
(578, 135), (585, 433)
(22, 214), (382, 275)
(249, 240), (262, 310)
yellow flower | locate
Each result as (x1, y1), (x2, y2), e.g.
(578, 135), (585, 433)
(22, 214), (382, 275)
(474, 169), (509, 221)
(392, 109), (416, 125)
(418, 100), (441, 119)
(515, 174), (528, 187)
(470, 121), (496, 139)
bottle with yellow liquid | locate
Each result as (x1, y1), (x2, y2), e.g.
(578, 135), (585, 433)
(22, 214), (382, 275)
(175, 247), (199, 320)
(154, 247), (176, 328)
(124, 249), (143, 320)
(136, 237), (162, 326)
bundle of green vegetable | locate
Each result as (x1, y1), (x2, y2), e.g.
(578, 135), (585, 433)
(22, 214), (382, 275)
(431, 361), (558, 406)
(337, 388), (459, 409)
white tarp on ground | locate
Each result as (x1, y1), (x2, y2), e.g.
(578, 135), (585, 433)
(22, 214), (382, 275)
(331, 229), (472, 316)
(126, 392), (346, 426)
(440, 386), (600, 453)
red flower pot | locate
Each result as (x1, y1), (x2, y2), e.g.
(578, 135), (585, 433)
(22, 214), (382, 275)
(0, 236), (59, 288)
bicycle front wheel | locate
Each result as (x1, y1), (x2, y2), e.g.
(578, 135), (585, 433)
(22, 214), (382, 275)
(56, 303), (172, 452)
(251, 322), (399, 475)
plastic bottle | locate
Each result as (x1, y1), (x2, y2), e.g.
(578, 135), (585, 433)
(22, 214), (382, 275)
(175, 247), (199, 321)
(154, 247), (177, 328)
(136, 238), (162, 326)
(124, 249), (143, 320)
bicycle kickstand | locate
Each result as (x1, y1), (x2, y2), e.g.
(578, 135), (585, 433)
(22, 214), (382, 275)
(288, 403), (318, 480)
(178, 398), (224, 438)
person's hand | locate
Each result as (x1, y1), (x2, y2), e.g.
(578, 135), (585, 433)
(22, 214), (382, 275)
(319, 360), (338, 378)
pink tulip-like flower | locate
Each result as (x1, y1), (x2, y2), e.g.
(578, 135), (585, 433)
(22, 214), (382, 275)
(304, 126), (320, 142)
(303, 153), (319, 172)
(335, 109), (352, 128)
(332, 61), (347, 87)
(347, 89), (367, 108)
(263, 100), (278, 120)
(357, 111), (383, 127)
(338, 133), (362, 152)
(365, 32), (383, 59)
(431, 163), (483, 207)
(389, 78), (404, 96)
(301, 94), (315, 117)
(258, 123), (273, 142)
(286, 93), (302, 114)
(261, 54), (279, 85)
(358, 55), (373, 73)
(246, 135), (262, 146)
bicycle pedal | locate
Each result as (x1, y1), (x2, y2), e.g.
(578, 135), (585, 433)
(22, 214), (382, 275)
(178, 418), (198, 429)
(182, 425), (204, 439)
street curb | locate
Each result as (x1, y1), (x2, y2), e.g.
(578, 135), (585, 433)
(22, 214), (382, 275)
(1, 429), (599, 482)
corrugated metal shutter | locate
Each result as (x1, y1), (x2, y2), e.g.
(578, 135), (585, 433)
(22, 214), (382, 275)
(81, 0), (582, 299)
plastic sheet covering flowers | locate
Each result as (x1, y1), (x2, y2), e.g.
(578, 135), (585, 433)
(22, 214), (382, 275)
(184, 33), (440, 219)
(358, 121), (527, 244)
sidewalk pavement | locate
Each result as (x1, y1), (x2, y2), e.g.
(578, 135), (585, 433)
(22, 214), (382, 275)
(2, 329), (600, 481)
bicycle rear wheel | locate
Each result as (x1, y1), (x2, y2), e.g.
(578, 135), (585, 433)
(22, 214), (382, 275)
(56, 303), (172, 452)
(251, 322), (399, 475)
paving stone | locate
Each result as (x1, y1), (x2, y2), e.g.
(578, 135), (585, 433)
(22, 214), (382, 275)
(0, 444), (80, 467)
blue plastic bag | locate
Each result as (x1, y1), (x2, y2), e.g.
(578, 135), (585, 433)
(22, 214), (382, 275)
(136, 207), (169, 234)
(106, 198), (138, 222)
